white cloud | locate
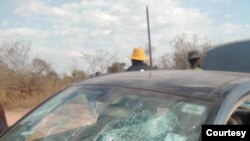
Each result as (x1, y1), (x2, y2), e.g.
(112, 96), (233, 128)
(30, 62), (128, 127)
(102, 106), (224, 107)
(0, 27), (48, 40)
(5, 0), (250, 73)
(222, 23), (240, 34)
(15, 0), (50, 17)
(66, 50), (83, 58)
(61, 2), (81, 11)
(15, 0), (80, 22)
(219, 23), (250, 41)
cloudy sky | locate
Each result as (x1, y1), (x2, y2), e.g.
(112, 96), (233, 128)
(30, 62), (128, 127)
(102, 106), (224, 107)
(0, 0), (250, 74)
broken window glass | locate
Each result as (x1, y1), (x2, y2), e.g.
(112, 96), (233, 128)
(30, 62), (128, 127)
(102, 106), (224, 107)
(1, 86), (210, 141)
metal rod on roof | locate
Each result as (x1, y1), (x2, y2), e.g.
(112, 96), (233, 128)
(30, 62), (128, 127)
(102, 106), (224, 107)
(146, 5), (153, 67)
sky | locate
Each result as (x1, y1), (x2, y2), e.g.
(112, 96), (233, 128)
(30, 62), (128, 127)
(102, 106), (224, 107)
(0, 0), (250, 74)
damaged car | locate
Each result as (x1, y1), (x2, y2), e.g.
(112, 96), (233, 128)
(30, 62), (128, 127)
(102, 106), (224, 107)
(1, 70), (250, 141)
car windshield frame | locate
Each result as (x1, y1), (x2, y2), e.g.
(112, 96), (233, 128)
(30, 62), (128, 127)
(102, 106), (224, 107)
(0, 85), (213, 141)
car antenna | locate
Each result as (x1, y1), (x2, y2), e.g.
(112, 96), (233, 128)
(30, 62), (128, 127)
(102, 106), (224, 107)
(146, 5), (153, 67)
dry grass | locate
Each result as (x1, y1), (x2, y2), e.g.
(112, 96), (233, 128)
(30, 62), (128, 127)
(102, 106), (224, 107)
(0, 85), (65, 110)
(7, 94), (51, 110)
(1, 92), (52, 110)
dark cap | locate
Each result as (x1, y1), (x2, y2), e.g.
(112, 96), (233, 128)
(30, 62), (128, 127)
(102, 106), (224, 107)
(188, 50), (200, 60)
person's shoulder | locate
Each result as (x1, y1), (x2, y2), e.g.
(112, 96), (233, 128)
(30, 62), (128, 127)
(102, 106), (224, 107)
(126, 66), (134, 71)
(126, 63), (157, 72)
(141, 63), (157, 70)
(126, 65), (147, 72)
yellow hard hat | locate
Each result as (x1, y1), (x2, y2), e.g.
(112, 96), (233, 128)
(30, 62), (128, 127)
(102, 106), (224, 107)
(129, 48), (149, 61)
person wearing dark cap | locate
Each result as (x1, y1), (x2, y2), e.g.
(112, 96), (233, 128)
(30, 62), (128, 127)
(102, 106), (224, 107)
(126, 48), (154, 72)
(95, 71), (102, 77)
(187, 50), (202, 70)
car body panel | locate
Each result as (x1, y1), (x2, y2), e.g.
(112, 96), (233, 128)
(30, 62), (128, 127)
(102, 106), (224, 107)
(1, 70), (250, 140)
(77, 70), (250, 102)
(0, 85), (212, 141)
(213, 81), (250, 124)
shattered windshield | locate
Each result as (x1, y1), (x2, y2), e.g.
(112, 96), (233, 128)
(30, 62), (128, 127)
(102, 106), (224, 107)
(1, 86), (210, 141)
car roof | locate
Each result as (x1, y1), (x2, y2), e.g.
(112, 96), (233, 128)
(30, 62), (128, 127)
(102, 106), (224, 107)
(75, 70), (250, 102)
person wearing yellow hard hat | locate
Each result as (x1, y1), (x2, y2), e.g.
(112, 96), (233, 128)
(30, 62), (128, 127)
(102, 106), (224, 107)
(126, 48), (154, 72)
(187, 50), (202, 70)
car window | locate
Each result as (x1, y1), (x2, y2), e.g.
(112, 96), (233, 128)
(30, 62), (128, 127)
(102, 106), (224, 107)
(227, 97), (250, 125)
(24, 94), (97, 141)
(1, 86), (211, 141)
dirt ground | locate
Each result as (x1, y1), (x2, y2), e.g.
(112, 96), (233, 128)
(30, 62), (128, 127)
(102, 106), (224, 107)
(5, 109), (30, 126)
